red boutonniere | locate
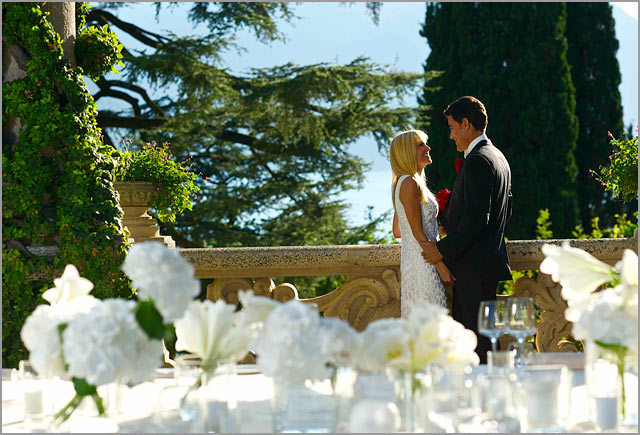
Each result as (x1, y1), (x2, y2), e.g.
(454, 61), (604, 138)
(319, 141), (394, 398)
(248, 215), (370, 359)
(455, 157), (464, 174)
(435, 188), (451, 220)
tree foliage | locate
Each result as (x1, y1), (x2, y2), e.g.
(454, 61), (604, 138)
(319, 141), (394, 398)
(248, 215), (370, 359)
(419, 2), (582, 239)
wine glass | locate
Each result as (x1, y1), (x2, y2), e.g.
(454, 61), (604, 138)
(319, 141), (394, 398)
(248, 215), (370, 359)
(478, 300), (507, 353)
(505, 297), (537, 367)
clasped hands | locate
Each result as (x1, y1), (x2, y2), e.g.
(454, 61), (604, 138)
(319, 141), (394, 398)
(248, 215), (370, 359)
(419, 241), (455, 283)
(419, 240), (443, 264)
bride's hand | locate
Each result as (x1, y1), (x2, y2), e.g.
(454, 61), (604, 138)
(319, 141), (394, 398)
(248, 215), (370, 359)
(435, 261), (455, 283)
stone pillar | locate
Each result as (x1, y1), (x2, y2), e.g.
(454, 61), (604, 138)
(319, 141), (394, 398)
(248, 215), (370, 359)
(42, 2), (76, 67)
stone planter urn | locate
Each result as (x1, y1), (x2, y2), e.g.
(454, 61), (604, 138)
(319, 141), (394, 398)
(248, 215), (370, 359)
(114, 181), (176, 249)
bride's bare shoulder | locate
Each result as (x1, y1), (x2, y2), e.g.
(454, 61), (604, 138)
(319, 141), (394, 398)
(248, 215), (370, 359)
(399, 176), (417, 190)
(399, 176), (419, 201)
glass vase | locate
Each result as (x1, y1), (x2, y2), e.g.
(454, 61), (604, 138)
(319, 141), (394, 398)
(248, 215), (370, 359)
(388, 368), (423, 432)
(201, 361), (237, 433)
(173, 354), (236, 433)
(271, 375), (336, 433)
(585, 340), (634, 431)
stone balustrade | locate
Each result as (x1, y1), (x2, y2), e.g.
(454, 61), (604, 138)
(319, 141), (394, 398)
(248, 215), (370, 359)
(179, 237), (637, 353)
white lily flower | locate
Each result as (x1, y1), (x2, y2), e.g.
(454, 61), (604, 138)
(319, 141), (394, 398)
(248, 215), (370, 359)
(540, 243), (615, 302)
(42, 264), (94, 305)
(236, 290), (280, 326)
(174, 300), (250, 369)
(357, 318), (410, 373)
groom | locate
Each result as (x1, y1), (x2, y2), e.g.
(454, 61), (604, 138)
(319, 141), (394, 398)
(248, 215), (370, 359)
(421, 96), (512, 364)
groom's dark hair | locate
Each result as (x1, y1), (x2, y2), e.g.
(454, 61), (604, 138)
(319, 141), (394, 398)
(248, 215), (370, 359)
(444, 96), (488, 132)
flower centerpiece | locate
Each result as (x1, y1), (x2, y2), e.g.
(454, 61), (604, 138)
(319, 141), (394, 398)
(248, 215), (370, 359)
(20, 242), (201, 424)
(540, 244), (638, 425)
(356, 302), (479, 431)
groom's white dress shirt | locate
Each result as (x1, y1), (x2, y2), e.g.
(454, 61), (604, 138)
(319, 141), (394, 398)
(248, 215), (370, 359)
(464, 133), (489, 158)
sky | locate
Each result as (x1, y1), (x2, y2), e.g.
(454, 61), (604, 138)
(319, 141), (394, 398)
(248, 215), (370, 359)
(98, 2), (639, 232)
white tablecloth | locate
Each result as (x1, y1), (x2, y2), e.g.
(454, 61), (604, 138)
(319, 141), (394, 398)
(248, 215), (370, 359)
(2, 360), (638, 433)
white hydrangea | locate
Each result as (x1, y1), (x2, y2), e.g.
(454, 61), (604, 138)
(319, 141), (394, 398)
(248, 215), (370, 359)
(174, 300), (252, 369)
(616, 249), (638, 302)
(121, 242), (200, 322)
(21, 298), (96, 379)
(41, 264), (94, 305)
(62, 299), (163, 386)
(318, 316), (361, 368)
(254, 300), (329, 386)
(572, 287), (638, 354)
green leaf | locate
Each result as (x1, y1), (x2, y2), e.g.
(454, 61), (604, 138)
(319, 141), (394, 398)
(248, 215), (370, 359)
(594, 341), (628, 355)
(135, 300), (166, 339)
(72, 377), (98, 397)
(164, 322), (176, 343)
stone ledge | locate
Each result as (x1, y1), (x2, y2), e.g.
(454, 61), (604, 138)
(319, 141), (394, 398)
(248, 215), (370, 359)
(179, 237), (637, 278)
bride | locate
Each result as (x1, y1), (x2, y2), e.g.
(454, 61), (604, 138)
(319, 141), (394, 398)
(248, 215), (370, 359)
(390, 129), (452, 319)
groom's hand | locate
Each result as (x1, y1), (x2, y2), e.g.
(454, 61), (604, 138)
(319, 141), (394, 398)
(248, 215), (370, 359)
(419, 241), (443, 264)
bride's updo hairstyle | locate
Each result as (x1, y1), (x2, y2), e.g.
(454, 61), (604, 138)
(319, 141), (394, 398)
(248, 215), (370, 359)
(390, 129), (430, 208)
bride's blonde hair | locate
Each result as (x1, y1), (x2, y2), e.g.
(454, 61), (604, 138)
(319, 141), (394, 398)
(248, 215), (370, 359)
(390, 130), (429, 209)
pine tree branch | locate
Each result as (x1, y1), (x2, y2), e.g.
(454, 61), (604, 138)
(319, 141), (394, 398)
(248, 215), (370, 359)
(86, 9), (169, 48)
(93, 90), (142, 117)
(97, 115), (167, 129)
(218, 130), (255, 146)
(96, 78), (166, 117)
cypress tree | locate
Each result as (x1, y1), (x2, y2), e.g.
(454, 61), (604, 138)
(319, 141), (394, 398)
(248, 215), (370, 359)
(565, 2), (627, 230)
(419, 3), (580, 239)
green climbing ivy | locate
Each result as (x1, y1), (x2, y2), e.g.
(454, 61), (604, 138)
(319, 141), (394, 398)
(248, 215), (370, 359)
(75, 2), (124, 82)
(2, 3), (133, 368)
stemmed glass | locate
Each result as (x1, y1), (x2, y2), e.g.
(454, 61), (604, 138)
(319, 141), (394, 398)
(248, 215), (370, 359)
(478, 300), (507, 353)
(505, 297), (537, 366)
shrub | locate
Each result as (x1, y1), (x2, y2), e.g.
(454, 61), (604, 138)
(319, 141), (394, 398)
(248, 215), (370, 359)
(114, 141), (200, 223)
(592, 132), (638, 203)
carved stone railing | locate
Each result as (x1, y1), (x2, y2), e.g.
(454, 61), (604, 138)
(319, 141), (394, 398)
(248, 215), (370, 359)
(178, 237), (637, 353)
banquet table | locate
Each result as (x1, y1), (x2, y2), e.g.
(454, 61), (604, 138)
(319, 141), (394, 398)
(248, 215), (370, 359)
(2, 353), (638, 433)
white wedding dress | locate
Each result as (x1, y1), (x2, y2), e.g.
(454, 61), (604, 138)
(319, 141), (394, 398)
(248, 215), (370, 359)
(395, 175), (447, 319)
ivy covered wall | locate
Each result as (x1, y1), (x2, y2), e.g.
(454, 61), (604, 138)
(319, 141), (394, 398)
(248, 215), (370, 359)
(2, 3), (132, 367)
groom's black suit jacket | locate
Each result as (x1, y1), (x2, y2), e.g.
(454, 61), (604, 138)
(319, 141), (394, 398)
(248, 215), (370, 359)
(437, 140), (512, 282)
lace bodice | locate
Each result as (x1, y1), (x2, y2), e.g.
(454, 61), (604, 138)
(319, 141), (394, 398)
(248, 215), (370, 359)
(394, 175), (447, 318)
